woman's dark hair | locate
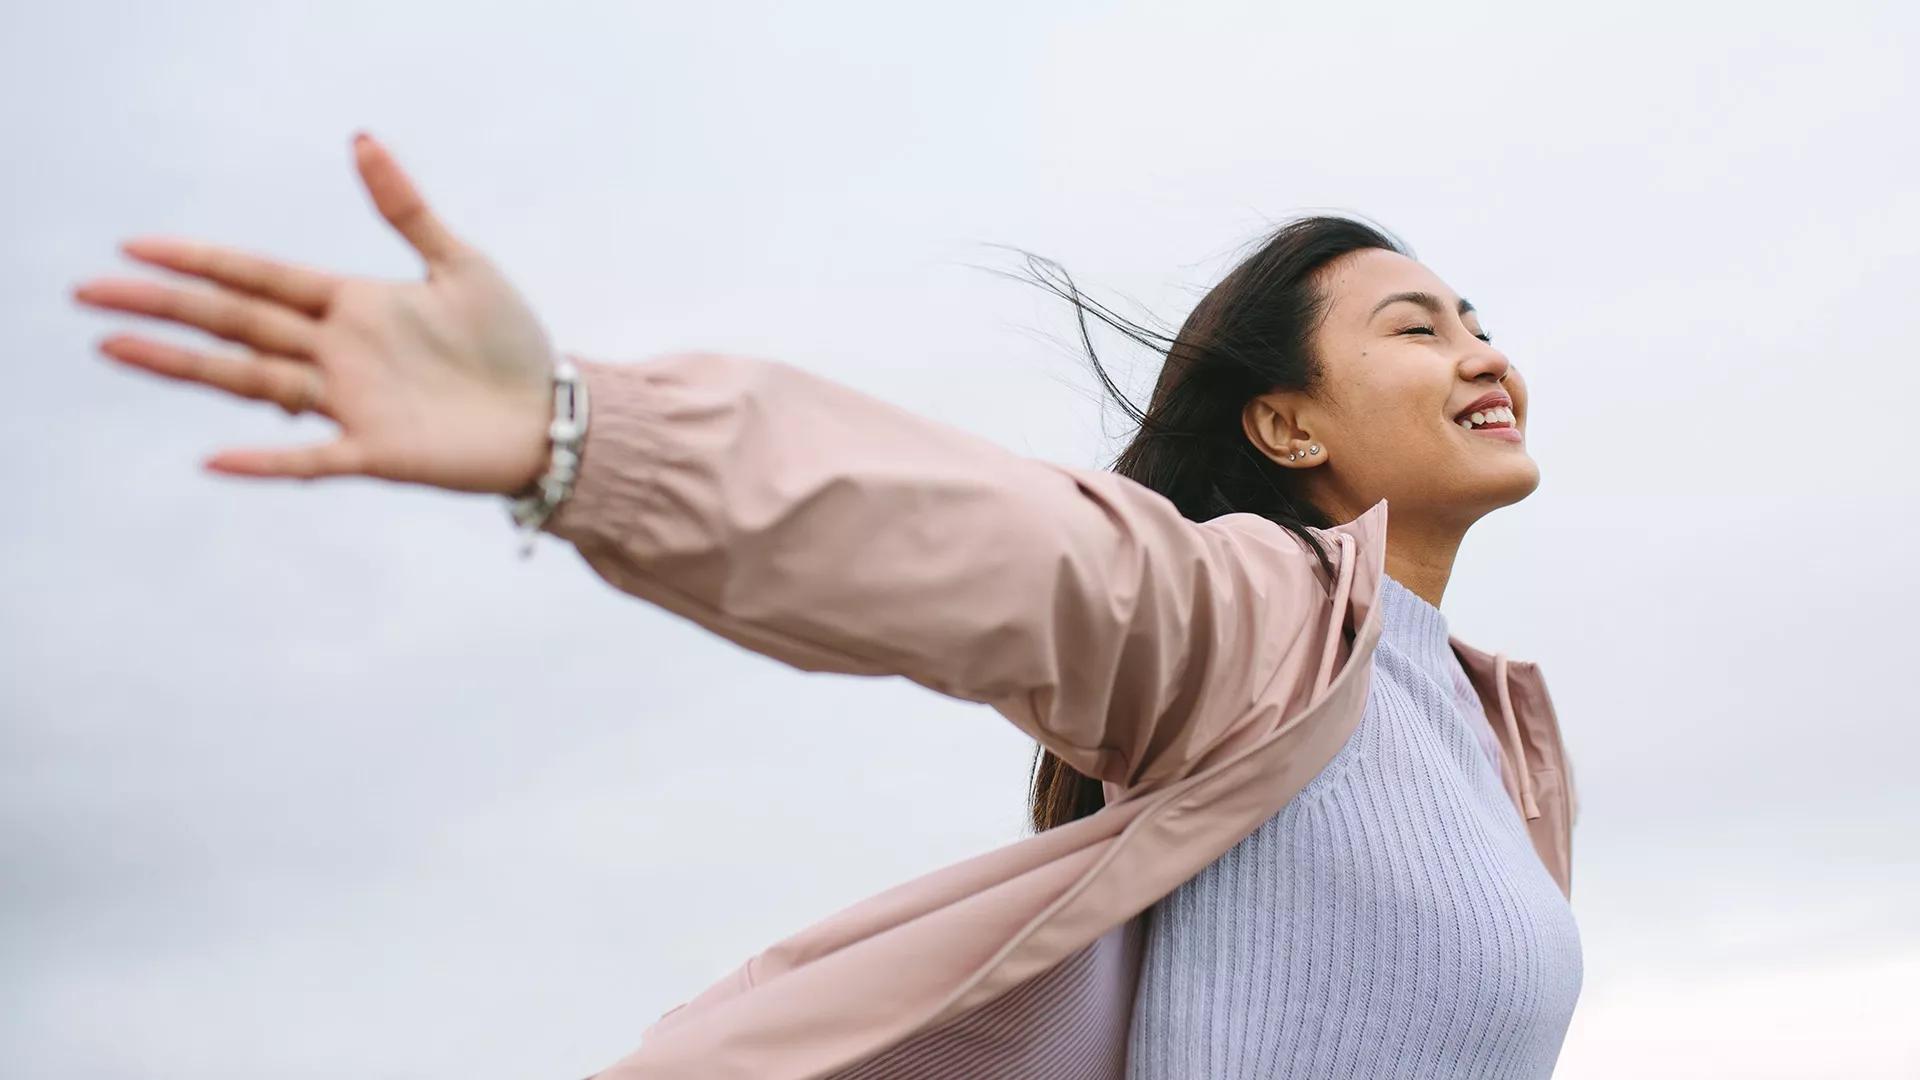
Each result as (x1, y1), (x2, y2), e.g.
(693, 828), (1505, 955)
(992, 214), (1410, 835)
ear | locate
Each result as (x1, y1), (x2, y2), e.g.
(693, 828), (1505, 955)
(1241, 392), (1308, 464)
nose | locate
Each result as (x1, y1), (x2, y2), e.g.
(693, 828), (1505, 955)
(1461, 340), (1512, 386)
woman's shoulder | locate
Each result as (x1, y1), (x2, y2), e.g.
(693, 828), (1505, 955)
(1206, 497), (1391, 595)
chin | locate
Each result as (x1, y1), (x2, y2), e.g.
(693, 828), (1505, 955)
(1485, 458), (1542, 506)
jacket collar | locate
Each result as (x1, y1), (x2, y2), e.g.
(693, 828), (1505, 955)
(1450, 638), (1541, 820)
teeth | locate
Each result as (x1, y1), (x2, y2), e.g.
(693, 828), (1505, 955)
(1459, 405), (1514, 429)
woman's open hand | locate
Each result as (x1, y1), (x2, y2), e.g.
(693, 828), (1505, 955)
(73, 132), (557, 496)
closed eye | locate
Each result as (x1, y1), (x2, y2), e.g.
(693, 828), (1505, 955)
(1397, 325), (1495, 343)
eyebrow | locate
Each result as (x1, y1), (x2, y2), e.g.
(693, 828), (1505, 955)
(1369, 291), (1477, 319)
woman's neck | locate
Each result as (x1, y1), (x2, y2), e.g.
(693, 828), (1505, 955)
(1381, 518), (1465, 609)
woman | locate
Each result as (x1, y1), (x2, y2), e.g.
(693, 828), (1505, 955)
(74, 134), (1581, 1079)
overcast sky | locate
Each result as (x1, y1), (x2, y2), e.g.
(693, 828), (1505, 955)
(4, 2), (1916, 1078)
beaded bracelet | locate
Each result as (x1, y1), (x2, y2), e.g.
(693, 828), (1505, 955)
(505, 353), (590, 559)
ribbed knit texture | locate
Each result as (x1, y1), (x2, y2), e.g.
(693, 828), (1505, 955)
(828, 916), (1145, 1079)
(1125, 575), (1583, 1079)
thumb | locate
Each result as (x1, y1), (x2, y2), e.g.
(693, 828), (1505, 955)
(352, 132), (468, 270)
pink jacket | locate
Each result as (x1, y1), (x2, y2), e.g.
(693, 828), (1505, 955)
(542, 351), (1578, 1080)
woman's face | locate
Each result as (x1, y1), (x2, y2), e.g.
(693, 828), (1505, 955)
(1244, 247), (1539, 527)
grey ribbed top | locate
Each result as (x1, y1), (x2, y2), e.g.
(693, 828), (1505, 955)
(1124, 574), (1583, 1079)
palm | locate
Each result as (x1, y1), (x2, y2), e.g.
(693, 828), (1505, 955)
(73, 133), (556, 496)
(312, 257), (554, 494)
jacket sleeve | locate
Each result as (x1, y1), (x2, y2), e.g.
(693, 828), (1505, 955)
(540, 351), (1332, 788)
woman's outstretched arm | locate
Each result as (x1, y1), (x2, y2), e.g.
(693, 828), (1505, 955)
(71, 133), (1333, 789)
(540, 351), (1326, 786)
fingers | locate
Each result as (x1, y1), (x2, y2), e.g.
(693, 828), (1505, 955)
(73, 277), (320, 357)
(351, 132), (469, 270)
(97, 333), (368, 482)
(204, 439), (367, 481)
(97, 333), (328, 418)
(120, 237), (340, 316)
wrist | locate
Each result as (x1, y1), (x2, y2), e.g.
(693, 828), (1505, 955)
(500, 368), (558, 498)
(505, 353), (591, 557)
(506, 433), (550, 500)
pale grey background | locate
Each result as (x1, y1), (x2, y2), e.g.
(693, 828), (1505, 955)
(4, 2), (1916, 1077)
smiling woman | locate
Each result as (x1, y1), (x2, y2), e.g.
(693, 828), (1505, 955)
(1004, 219), (1545, 827)
(993, 220), (1573, 1080)
(73, 134), (1579, 1080)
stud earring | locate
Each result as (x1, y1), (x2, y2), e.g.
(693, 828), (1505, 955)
(1308, 444), (1320, 455)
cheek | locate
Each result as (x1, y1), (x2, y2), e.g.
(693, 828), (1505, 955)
(1334, 397), (1443, 463)
(1328, 347), (1450, 448)
(1353, 370), (1446, 436)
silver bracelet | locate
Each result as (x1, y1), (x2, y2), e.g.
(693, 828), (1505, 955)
(506, 353), (591, 559)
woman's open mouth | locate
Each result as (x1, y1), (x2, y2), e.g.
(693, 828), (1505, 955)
(1456, 405), (1523, 443)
